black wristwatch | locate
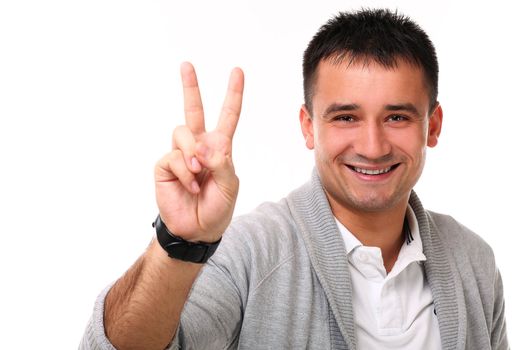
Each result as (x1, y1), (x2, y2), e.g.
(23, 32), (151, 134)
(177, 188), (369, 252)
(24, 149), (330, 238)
(153, 215), (221, 264)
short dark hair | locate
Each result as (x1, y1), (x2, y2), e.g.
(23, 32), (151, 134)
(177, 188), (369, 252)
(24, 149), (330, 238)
(303, 9), (439, 113)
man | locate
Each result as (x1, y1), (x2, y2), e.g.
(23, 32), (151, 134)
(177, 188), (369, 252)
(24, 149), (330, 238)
(81, 9), (508, 350)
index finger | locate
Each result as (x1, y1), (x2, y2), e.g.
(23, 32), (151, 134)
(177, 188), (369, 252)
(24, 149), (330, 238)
(181, 62), (206, 134)
(216, 67), (244, 138)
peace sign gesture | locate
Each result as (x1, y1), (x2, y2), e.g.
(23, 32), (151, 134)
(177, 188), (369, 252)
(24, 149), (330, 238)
(155, 62), (244, 243)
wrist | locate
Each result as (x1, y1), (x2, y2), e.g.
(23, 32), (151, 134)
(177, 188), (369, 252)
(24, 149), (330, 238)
(153, 215), (222, 264)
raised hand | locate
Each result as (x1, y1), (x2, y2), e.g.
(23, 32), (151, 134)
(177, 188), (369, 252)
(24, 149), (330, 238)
(155, 62), (244, 243)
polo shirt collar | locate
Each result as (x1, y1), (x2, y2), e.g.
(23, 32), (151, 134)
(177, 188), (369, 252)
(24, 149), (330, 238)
(335, 205), (427, 279)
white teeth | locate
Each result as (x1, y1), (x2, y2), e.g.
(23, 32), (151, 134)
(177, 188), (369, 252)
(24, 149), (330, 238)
(353, 166), (392, 175)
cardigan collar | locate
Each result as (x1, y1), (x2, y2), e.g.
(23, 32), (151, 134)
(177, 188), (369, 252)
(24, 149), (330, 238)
(286, 169), (466, 350)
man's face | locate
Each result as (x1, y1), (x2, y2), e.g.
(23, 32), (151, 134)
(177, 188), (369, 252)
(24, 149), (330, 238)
(300, 59), (442, 216)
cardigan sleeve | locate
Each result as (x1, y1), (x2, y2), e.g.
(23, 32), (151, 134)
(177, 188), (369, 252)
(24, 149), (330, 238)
(491, 268), (509, 350)
(169, 257), (245, 349)
(77, 259), (245, 350)
(78, 284), (117, 350)
(79, 222), (252, 350)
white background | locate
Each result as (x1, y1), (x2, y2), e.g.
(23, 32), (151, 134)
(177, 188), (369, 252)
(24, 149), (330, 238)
(0, 0), (523, 348)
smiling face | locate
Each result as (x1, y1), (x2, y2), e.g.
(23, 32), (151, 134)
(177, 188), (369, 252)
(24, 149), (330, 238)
(300, 58), (442, 218)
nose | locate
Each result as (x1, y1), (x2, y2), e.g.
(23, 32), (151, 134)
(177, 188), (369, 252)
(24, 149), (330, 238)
(354, 122), (392, 160)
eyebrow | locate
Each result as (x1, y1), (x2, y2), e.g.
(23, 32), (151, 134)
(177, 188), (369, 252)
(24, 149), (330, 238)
(385, 103), (423, 118)
(321, 103), (360, 119)
(321, 102), (423, 119)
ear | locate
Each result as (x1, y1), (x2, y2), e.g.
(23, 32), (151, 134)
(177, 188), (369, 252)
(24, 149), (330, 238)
(300, 105), (315, 150)
(427, 103), (443, 148)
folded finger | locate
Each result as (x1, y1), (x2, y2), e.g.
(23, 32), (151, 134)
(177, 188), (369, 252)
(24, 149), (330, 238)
(172, 125), (202, 173)
(157, 150), (200, 194)
(194, 134), (237, 195)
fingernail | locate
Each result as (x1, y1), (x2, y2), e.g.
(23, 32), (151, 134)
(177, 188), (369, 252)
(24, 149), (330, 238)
(191, 157), (201, 171)
(191, 181), (200, 193)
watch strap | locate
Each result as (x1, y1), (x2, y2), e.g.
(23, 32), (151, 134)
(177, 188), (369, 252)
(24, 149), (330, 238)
(153, 215), (221, 264)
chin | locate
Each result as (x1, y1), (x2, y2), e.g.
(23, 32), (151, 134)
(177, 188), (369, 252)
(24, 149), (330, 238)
(342, 190), (406, 213)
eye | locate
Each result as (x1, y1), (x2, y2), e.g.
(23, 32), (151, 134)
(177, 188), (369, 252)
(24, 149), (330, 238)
(387, 114), (409, 122)
(334, 114), (356, 122)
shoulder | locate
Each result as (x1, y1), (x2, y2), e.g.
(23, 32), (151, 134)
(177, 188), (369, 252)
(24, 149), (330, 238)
(426, 210), (496, 272)
(424, 211), (508, 346)
(207, 199), (302, 284)
(231, 199), (296, 235)
(426, 211), (494, 255)
(227, 199), (299, 253)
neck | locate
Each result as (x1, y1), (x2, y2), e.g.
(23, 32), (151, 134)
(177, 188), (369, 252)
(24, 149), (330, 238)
(329, 196), (409, 273)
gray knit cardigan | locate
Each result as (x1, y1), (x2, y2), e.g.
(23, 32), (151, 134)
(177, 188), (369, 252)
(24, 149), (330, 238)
(81, 171), (508, 349)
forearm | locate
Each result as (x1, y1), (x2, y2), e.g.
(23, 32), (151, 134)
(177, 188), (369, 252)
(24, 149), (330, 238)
(91, 63), (242, 350)
(104, 238), (203, 350)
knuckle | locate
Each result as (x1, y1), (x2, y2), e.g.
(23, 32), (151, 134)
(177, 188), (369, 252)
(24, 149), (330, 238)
(172, 127), (196, 153)
(184, 105), (203, 115)
(168, 152), (193, 177)
(172, 125), (184, 135)
(157, 151), (173, 167)
(170, 149), (184, 162)
(163, 150), (184, 170)
(172, 125), (188, 140)
(221, 105), (239, 118)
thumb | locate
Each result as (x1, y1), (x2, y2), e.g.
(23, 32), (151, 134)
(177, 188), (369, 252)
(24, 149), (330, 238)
(195, 141), (238, 193)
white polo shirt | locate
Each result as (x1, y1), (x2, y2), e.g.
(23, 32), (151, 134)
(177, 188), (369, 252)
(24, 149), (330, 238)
(335, 205), (442, 349)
